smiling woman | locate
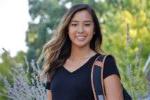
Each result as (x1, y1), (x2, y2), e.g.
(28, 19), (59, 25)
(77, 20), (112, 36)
(41, 3), (125, 100)
(0, 0), (29, 57)
(68, 10), (94, 48)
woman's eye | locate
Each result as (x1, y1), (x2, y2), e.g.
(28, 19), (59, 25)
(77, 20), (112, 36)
(71, 23), (77, 26)
(84, 23), (91, 26)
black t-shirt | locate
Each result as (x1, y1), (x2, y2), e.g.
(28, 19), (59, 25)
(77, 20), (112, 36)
(46, 53), (120, 100)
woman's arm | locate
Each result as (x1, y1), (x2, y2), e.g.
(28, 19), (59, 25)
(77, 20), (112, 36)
(104, 74), (123, 100)
(47, 90), (52, 100)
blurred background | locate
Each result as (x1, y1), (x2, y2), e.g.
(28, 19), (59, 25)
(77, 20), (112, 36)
(0, 0), (150, 100)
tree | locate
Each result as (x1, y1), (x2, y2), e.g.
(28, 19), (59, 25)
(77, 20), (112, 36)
(26, 0), (67, 64)
(101, 0), (150, 99)
(25, 0), (150, 99)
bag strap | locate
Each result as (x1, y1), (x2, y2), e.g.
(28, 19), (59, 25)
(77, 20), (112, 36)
(91, 55), (108, 100)
(92, 55), (132, 100)
(91, 56), (100, 100)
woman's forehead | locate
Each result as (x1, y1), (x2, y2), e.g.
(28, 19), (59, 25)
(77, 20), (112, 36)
(70, 10), (93, 22)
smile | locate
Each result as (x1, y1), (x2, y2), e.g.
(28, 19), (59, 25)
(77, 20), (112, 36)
(76, 36), (86, 41)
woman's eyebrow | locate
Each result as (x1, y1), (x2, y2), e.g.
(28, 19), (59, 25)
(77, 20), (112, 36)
(71, 20), (93, 23)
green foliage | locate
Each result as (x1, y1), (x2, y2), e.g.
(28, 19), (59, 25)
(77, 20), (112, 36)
(101, 0), (150, 99)
(0, 57), (46, 100)
(0, 0), (149, 99)
(0, 49), (26, 100)
(26, 0), (150, 99)
(26, 0), (67, 64)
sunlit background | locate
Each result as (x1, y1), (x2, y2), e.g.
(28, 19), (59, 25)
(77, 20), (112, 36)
(0, 0), (29, 57)
(0, 0), (150, 100)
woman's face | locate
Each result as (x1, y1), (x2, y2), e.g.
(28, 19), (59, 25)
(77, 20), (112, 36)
(68, 10), (94, 48)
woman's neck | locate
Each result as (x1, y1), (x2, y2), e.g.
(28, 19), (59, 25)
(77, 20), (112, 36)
(69, 46), (96, 61)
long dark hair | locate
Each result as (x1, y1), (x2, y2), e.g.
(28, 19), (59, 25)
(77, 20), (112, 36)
(42, 3), (102, 78)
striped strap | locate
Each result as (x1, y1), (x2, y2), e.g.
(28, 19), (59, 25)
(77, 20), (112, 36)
(91, 55), (108, 100)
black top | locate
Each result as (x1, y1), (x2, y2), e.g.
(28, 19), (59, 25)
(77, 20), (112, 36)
(46, 53), (120, 100)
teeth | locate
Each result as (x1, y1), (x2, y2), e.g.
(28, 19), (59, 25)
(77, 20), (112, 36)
(76, 36), (86, 41)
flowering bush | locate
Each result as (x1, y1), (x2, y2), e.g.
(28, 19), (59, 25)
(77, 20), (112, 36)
(0, 60), (47, 100)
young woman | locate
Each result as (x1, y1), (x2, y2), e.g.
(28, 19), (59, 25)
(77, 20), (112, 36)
(42, 4), (123, 100)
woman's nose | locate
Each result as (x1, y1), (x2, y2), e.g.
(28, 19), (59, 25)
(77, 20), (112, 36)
(77, 25), (84, 33)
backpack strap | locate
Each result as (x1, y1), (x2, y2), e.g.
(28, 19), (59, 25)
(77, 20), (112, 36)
(92, 54), (132, 100)
(91, 54), (108, 100)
